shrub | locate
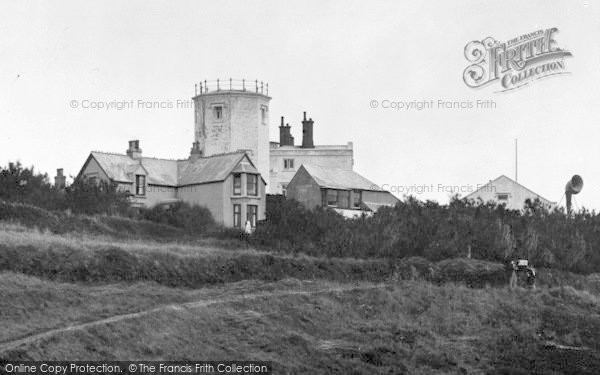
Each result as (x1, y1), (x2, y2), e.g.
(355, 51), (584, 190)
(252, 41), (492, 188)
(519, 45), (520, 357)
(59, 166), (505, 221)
(142, 202), (215, 234)
(64, 177), (130, 215)
(253, 194), (600, 275)
(0, 162), (64, 210)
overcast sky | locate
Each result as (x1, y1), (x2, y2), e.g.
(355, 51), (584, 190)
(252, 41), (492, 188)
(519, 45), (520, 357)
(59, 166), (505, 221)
(1, 1), (599, 210)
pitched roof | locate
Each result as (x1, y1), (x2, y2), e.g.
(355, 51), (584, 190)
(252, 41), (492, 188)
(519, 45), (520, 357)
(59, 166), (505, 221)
(87, 151), (256, 187)
(300, 164), (379, 191)
(465, 175), (555, 204)
(90, 152), (178, 186)
(177, 153), (253, 186)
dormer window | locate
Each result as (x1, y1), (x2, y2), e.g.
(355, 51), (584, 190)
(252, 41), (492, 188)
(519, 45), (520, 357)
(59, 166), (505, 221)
(135, 175), (146, 196)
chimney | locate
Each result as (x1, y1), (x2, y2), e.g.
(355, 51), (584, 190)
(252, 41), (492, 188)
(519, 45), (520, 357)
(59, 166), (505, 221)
(301, 111), (314, 148)
(286, 123), (294, 146)
(126, 140), (142, 159)
(279, 116), (286, 146)
(54, 168), (66, 190)
(190, 141), (203, 161)
(278, 117), (295, 146)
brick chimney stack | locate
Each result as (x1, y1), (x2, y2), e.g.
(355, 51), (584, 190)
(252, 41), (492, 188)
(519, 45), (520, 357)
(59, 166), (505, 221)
(285, 123), (294, 146)
(301, 111), (314, 148)
(126, 140), (142, 159)
(190, 141), (203, 161)
(279, 116), (286, 145)
(54, 168), (66, 190)
(279, 116), (294, 146)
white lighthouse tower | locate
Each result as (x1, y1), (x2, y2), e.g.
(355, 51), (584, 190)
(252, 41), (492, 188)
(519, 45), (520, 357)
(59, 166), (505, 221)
(193, 79), (271, 183)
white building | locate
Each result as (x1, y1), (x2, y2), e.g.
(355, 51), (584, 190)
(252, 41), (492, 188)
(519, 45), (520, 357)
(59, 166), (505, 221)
(465, 175), (556, 211)
(193, 79), (271, 185)
(269, 112), (354, 195)
(192, 81), (354, 195)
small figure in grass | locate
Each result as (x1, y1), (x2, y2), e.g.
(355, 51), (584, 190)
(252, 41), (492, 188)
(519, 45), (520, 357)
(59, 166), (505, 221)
(243, 220), (253, 247)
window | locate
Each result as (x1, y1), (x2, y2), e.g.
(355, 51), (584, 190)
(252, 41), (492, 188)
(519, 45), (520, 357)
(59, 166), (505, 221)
(247, 174), (258, 196)
(326, 189), (338, 206)
(213, 105), (223, 120)
(338, 190), (349, 209)
(135, 175), (146, 196)
(233, 174), (241, 195)
(87, 176), (98, 185)
(233, 204), (241, 228)
(261, 106), (268, 124)
(497, 193), (509, 201)
(281, 183), (288, 196)
(247, 205), (258, 227)
(283, 159), (295, 170)
(352, 190), (362, 209)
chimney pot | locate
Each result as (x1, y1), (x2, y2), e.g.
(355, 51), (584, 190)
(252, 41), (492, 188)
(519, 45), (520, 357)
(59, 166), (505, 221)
(127, 140), (142, 159)
(54, 168), (66, 190)
(301, 113), (314, 148)
(190, 141), (203, 160)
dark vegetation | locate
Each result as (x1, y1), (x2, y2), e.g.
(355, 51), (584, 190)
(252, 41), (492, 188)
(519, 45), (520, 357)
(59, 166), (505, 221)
(0, 162), (129, 215)
(0, 162), (216, 236)
(253, 194), (600, 274)
(1, 161), (599, 277)
(0, 240), (393, 288)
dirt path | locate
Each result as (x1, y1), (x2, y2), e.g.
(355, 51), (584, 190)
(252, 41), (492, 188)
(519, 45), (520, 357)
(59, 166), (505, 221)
(0, 283), (384, 354)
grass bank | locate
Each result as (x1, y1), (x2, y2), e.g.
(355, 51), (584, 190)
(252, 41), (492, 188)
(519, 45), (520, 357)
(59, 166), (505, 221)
(0, 224), (393, 287)
(2, 275), (600, 374)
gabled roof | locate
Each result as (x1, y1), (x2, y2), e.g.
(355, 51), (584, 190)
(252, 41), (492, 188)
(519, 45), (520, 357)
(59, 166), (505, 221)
(300, 164), (379, 191)
(89, 152), (178, 186)
(177, 153), (258, 186)
(465, 175), (555, 204)
(82, 151), (261, 187)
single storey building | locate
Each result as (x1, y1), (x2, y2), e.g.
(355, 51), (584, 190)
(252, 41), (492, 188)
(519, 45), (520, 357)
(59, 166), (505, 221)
(286, 164), (399, 217)
(465, 175), (556, 211)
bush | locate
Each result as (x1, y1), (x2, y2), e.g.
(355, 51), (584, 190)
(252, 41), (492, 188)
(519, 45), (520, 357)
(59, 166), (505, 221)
(142, 202), (215, 234)
(0, 200), (185, 241)
(64, 177), (130, 215)
(254, 194), (600, 275)
(0, 162), (64, 210)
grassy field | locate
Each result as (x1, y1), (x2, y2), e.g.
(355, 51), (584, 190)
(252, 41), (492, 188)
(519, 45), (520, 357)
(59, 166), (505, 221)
(1, 222), (600, 373)
(2, 273), (600, 374)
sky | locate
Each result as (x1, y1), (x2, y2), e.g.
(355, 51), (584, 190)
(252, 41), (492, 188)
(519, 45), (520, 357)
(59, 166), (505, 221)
(1, 0), (599, 210)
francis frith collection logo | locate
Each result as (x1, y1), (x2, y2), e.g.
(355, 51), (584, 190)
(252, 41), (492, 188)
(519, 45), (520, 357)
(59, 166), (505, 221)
(463, 28), (572, 92)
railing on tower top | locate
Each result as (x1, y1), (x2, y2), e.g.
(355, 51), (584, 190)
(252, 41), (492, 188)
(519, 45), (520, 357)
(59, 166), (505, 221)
(194, 79), (269, 96)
